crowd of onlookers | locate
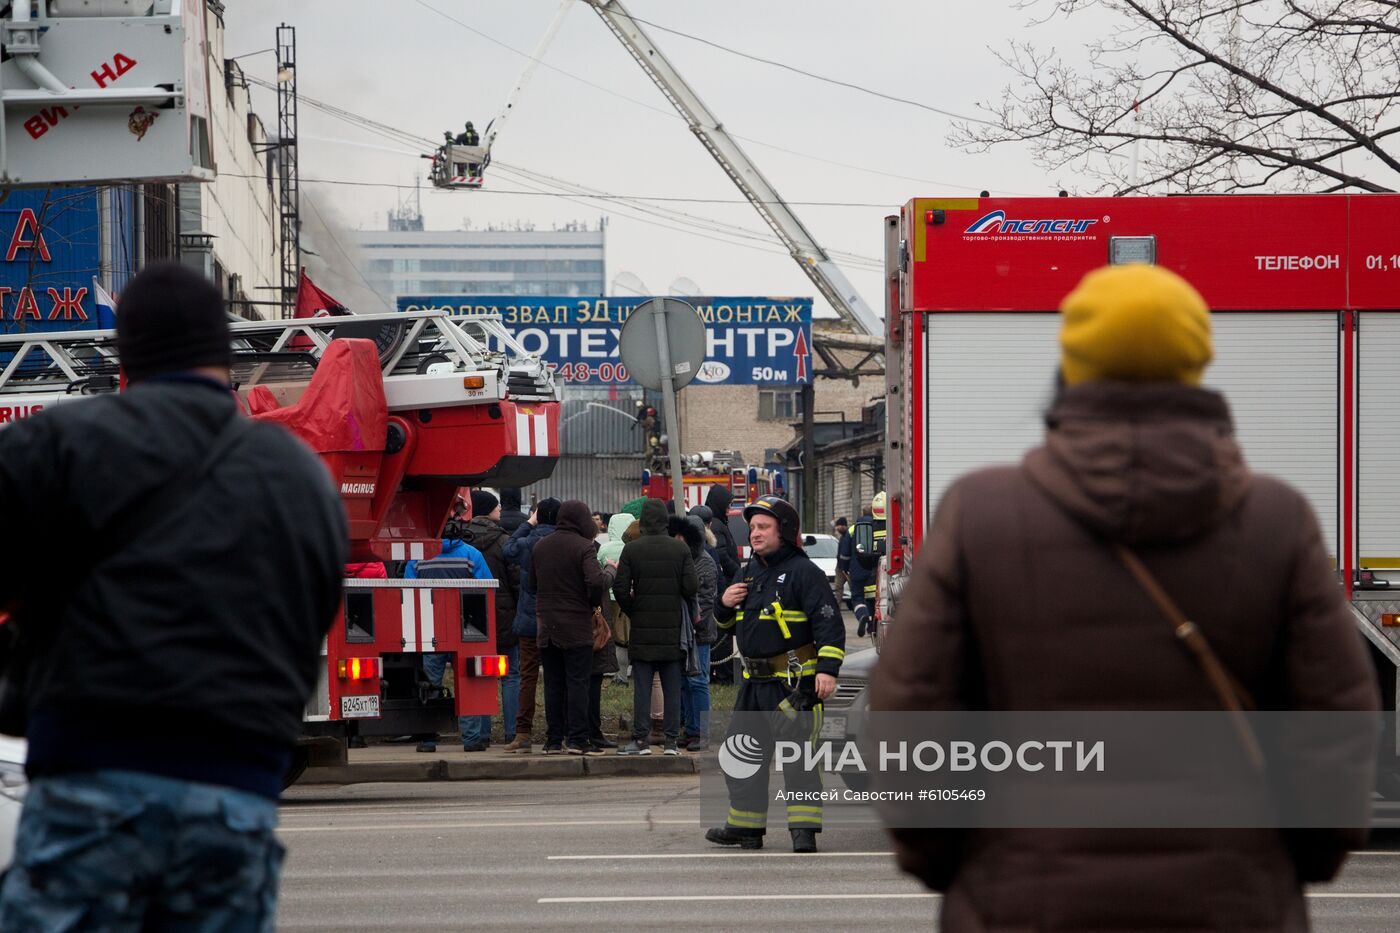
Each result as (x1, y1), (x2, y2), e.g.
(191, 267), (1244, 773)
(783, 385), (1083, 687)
(400, 486), (743, 755)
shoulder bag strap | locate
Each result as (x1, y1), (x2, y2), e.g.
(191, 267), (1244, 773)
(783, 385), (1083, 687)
(93, 411), (253, 557)
(1112, 544), (1265, 771)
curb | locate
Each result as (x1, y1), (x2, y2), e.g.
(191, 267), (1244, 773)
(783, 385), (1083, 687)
(299, 752), (704, 785)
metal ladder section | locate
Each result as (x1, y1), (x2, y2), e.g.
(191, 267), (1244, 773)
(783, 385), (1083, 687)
(0, 309), (560, 404)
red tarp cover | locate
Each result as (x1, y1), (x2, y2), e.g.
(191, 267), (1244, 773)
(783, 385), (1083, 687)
(251, 338), (388, 453)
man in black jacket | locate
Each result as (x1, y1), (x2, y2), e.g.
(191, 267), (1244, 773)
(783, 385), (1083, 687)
(704, 486), (741, 579)
(705, 495), (843, 854)
(0, 263), (347, 929)
(498, 486), (527, 534)
(702, 488), (742, 686)
(613, 498), (697, 756)
(501, 497), (558, 752)
(460, 489), (521, 750)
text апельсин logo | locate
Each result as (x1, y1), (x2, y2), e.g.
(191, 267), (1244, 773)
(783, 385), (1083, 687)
(964, 210), (1097, 235)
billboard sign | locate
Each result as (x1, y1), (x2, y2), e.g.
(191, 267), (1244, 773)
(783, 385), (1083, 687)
(0, 188), (102, 335)
(397, 296), (814, 386)
(0, 6), (216, 186)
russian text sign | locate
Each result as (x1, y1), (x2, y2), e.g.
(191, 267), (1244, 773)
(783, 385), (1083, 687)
(398, 295), (813, 386)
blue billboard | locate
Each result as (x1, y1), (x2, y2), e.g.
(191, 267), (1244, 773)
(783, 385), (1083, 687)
(396, 295), (814, 386)
(0, 187), (135, 336)
(2, 188), (99, 335)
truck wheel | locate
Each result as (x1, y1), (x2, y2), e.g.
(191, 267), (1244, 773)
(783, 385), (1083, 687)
(283, 746), (310, 790)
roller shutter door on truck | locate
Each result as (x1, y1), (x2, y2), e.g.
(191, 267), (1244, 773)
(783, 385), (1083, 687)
(1359, 312), (1400, 572)
(1205, 313), (1338, 560)
(922, 311), (1339, 559)
(922, 313), (1062, 526)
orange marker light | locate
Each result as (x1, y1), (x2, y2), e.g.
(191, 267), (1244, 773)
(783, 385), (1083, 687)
(470, 655), (508, 677)
(463, 376), (486, 389)
(337, 657), (379, 679)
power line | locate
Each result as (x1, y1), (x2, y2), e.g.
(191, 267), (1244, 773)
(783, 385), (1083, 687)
(226, 170), (899, 207)
(410, 0), (684, 124)
(621, 11), (1000, 127)
(408, 0), (1012, 188)
(231, 83), (894, 263)
(245, 63), (896, 267)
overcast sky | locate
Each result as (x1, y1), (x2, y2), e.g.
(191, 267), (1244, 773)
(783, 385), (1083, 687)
(224, 1), (1114, 319)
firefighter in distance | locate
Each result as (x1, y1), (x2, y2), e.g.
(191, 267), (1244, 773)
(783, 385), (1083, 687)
(705, 495), (845, 853)
(850, 491), (887, 640)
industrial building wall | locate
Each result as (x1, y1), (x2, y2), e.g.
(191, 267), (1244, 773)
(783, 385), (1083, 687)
(825, 442), (882, 530)
(532, 455), (642, 513)
(560, 385), (645, 456)
(678, 380), (879, 466)
(180, 5), (281, 318)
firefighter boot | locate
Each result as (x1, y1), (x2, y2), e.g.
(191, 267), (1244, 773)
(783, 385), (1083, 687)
(705, 827), (763, 850)
(790, 829), (818, 854)
(854, 603), (870, 639)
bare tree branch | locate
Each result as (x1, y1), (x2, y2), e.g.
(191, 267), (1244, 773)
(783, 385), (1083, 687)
(958, 0), (1400, 193)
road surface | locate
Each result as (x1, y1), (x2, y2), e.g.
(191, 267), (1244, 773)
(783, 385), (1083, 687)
(277, 777), (1400, 932)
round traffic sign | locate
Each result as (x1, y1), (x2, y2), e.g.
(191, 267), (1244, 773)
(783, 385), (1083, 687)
(618, 297), (707, 391)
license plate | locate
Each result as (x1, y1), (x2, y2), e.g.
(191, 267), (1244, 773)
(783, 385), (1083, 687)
(819, 713), (847, 740)
(340, 693), (381, 719)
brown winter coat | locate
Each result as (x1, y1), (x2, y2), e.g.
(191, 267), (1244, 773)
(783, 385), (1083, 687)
(870, 382), (1380, 933)
(529, 500), (615, 651)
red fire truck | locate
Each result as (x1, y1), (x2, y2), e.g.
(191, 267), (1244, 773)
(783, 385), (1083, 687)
(878, 193), (1400, 792)
(642, 452), (783, 511)
(0, 309), (561, 776)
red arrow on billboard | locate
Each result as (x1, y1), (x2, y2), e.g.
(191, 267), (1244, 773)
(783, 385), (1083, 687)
(793, 327), (809, 382)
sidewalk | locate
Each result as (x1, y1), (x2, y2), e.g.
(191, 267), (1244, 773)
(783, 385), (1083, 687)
(298, 741), (711, 785)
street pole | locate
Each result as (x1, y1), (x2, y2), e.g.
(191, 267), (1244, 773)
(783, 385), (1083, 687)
(653, 303), (687, 517)
(801, 382), (816, 532)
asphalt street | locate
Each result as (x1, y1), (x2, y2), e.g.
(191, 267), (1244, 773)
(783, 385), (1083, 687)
(276, 777), (1400, 932)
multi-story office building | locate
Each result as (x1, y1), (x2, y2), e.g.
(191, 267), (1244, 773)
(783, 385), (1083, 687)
(353, 219), (606, 302)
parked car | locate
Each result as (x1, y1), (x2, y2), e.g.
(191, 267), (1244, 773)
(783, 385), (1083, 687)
(802, 533), (850, 600)
(820, 646), (876, 791)
(0, 736), (27, 872)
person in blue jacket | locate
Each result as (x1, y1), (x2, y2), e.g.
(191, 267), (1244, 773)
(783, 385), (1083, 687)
(409, 517), (494, 753)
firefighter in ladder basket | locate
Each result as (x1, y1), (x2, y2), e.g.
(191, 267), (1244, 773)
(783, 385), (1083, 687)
(705, 496), (844, 853)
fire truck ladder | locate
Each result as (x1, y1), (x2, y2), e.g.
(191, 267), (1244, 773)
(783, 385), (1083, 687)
(583, 0), (882, 338)
(0, 309), (561, 407)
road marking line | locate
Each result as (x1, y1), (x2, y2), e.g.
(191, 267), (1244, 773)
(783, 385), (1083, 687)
(280, 806), (523, 815)
(1345, 851), (1400, 856)
(277, 818), (697, 833)
(1306, 893), (1400, 898)
(539, 893), (938, 903)
(547, 852), (895, 860)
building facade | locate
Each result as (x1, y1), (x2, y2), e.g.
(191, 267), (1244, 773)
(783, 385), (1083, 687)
(787, 400), (885, 533)
(355, 223), (607, 302)
(179, 2), (284, 320)
(677, 378), (876, 471)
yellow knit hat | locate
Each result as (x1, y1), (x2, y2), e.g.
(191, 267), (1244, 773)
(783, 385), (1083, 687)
(1059, 264), (1213, 385)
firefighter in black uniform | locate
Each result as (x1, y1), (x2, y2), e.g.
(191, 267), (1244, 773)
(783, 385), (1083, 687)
(454, 121), (480, 146)
(849, 491), (887, 640)
(704, 495), (845, 853)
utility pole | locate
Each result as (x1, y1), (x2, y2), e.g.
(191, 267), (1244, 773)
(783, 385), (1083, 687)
(801, 382), (816, 531)
(276, 24), (299, 318)
(653, 303), (687, 517)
